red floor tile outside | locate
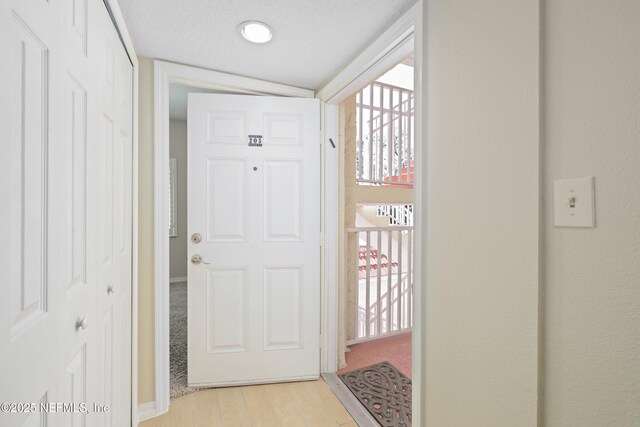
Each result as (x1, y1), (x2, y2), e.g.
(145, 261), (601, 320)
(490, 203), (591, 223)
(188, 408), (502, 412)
(337, 332), (412, 378)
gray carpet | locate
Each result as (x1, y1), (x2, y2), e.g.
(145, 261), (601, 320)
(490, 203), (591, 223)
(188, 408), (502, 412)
(170, 282), (197, 398)
(339, 361), (412, 427)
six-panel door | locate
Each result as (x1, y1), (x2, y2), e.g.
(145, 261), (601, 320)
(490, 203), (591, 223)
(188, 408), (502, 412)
(188, 94), (321, 387)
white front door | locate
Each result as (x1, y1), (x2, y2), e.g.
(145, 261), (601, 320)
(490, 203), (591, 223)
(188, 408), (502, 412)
(187, 94), (320, 387)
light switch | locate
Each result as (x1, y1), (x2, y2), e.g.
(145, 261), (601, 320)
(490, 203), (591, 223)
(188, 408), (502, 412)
(553, 176), (595, 227)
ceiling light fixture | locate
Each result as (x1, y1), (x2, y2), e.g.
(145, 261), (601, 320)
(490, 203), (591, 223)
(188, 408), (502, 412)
(239, 21), (273, 44)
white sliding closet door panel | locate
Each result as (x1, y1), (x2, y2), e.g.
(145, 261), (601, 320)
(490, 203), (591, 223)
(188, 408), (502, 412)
(0, 1), (133, 426)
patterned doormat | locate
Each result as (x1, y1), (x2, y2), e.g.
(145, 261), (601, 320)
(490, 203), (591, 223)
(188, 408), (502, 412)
(339, 361), (412, 427)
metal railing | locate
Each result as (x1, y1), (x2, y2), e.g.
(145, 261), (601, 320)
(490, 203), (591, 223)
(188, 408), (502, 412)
(356, 81), (414, 186)
(345, 226), (413, 343)
(376, 204), (413, 226)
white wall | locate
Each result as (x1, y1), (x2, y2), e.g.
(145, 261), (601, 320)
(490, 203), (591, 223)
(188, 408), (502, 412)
(544, 1), (640, 425)
(422, 0), (541, 425)
(422, 0), (640, 425)
(137, 56), (155, 405)
(169, 119), (188, 279)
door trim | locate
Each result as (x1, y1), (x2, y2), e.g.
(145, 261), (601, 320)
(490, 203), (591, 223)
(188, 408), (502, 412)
(153, 60), (314, 416)
(320, 103), (340, 374)
(101, 0), (140, 425)
(315, 3), (417, 104)
(315, 2), (424, 425)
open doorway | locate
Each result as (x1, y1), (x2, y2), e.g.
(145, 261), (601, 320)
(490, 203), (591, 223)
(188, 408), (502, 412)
(151, 67), (360, 425)
(329, 57), (415, 426)
(167, 83), (222, 398)
(167, 84), (324, 397)
(152, 60), (319, 415)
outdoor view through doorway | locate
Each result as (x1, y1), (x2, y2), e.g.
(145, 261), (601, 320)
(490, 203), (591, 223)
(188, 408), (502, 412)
(336, 55), (415, 426)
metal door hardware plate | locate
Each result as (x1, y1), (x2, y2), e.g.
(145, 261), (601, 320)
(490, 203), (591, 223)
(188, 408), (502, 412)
(191, 233), (202, 244)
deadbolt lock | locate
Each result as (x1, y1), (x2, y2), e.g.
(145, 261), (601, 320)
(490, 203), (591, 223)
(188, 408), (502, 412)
(191, 233), (202, 244)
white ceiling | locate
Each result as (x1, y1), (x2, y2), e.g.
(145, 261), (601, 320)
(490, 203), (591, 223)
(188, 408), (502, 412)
(118, 0), (418, 90)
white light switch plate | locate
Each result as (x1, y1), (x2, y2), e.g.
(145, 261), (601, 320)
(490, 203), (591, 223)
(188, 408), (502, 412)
(553, 176), (595, 227)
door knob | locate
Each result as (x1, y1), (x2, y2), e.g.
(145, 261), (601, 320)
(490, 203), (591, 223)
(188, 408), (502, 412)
(191, 254), (210, 265)
(75, 317), (88, 331)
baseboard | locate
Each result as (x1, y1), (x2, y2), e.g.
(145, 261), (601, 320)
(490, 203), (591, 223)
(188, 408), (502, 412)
(137, 401), (158, 423)
(170, 276), (187, 284)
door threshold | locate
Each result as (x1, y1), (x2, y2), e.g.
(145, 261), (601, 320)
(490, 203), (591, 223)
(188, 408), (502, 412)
(189, 374), (320, 389)
(322, 373), (379, 427)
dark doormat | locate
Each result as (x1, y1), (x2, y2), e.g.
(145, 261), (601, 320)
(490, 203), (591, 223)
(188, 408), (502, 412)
(339, 361), (412, 427)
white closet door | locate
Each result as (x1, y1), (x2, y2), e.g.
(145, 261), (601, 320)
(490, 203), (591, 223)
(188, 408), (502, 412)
(0, 2), (63, 425)
(93, 5), (133, 426)
(0, 1), (133, 426)
(57, 0), (100, 426)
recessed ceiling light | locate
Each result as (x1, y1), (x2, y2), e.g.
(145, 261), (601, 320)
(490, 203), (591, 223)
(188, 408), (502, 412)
(239, 21), (273, 44)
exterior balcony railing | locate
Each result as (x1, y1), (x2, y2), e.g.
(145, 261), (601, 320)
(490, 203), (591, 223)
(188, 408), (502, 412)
(356, 81), (414, 186)
(345, 226), (414, 343)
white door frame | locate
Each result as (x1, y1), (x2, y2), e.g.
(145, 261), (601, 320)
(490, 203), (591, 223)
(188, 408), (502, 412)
(101, 1), (140, 425)
(315, 2), (424, 425)
(153, 60), (314, 415)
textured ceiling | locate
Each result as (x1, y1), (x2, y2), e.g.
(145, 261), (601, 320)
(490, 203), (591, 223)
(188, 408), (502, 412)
(118, 0), (418, 89)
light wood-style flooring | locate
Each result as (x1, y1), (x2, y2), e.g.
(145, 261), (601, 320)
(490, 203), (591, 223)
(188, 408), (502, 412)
(139, 379), (357, 427)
